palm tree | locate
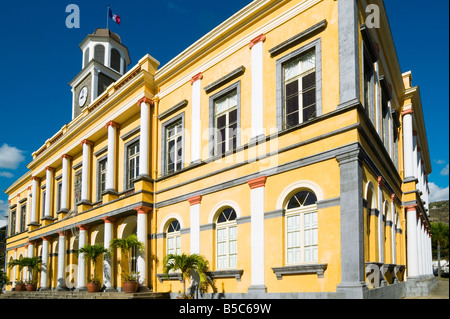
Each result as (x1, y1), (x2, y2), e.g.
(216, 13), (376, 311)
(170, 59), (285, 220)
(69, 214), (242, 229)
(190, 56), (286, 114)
(162, 253), (209, 298)
(78, 243), (109, 284)
(23, 256), (42, 284)
(431, 222), (449, 278)
(7, 256), (28, 285)
(110, 234), (144, 281)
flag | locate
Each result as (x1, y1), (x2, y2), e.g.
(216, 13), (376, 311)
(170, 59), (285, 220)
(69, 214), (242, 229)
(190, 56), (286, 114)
(108, 7), (120, 25)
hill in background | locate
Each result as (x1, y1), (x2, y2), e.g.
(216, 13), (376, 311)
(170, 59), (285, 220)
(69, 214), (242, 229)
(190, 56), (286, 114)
(429, 200), (449, 225)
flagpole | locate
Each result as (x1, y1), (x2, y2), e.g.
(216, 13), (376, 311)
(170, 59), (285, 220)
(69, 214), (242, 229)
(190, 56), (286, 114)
(106, 5), (109, 29)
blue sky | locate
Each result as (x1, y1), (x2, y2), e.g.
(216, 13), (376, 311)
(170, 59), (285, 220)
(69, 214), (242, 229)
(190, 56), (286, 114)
(0, 0), (448, 218)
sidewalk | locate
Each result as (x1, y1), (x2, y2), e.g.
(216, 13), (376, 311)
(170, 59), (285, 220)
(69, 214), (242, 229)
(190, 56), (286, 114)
(403, 278), (449, 299)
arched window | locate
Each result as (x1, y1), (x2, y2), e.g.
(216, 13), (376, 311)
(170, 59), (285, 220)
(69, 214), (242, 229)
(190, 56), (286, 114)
(94, 45), (105, 64)
(84, 47), (90, 67)
(285, 190), (318, 264)
(216, 207), (237, 269)
(167, 219), (181, 255)
(110, 48), (121, 73)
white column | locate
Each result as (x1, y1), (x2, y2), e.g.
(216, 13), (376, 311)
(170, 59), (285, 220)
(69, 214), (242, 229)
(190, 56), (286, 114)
(188, 195), (202, 254)
(27, 241), (35, 282)
(76, 225), (88, 291)
(247, 176), (267, 294)
(26, 186), (31, 226)
(61, 154), (72, 212)
(56, 231), (67, 290)
(44, 167), (54, 219)
(417, 215), (424, 276)
(137, 97), (152, 177)
(377, 177), (384, 264)
(250, 34), (265, 139)
(190, 73), (202, 163)
(105, 121), (119, 192)
(30, 176), (40, 224)
(81, 139), (93, 204)
(40, 237), (49, 290)
(402, 109), (414, 179)
(406, 206), (419, 277)
(134, 206), (151, 289)
(102, 217), (115, 291)
(412, 133), (418, 179)
(390, 195), (396, 265)
(12, 249), (17, 285)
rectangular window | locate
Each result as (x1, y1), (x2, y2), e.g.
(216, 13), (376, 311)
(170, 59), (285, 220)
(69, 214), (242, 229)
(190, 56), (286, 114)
(381, 94), (390, 151)
(283, 48), (316, 128)
(216, 225), (237, 269)
(20, 204), (26, 232)
(392, 120), (399, 170)
(42, 190), (46, 215)
(97, 158), (107, 200)
(167, 235), (181, 256)
(74, 170), (82, 205)
(286, 210), (318, 264)
(56, 182), (62, 212)
(363, 49), (375, 125)
(126, 141), (140, 189)
(214, 90), (238, 156)
(10, 210), (16, 236)
(165, 120), (183, 174)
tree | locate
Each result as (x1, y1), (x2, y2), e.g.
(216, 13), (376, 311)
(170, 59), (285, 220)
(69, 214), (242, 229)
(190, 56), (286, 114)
(162, 253), (209, 298)
(7, 256), (28, 284)
(23, 256), (42, 284)
(110, 234), (144, 281)
(78, 243), (109, 283)
(0, 269), (9, 294)
(431, 221), (449, 278)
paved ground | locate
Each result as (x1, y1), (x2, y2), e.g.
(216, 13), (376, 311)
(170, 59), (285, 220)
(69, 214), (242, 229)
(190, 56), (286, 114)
(404, 278), (449, 299)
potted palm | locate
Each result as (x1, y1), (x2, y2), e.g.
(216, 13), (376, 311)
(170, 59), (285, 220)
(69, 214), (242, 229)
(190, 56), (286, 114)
(0, 269), (9, 295)
(23, 256), (42, 291)
(78, 243), (109, 292)
(110, 234), (144, 293)
(162, 253), (209, 299)
(7, 257), (28, 291)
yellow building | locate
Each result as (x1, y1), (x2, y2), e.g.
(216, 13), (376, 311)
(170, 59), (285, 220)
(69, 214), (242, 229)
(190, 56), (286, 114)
(4, 0), (435, 299)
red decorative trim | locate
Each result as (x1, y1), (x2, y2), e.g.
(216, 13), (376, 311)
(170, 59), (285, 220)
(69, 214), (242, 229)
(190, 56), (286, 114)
(81, 139), (94, 147)
(106, 121), (120, 129)
(187, 195), (202, 206)
(137, 96), (154, 107)
(391, 194), (396, 202)
(27, 186), (31, 191)
(190, 72), (203, 84)
(101, 216), (116, 223)
(249, 34), (266, 48)
(61, 154), (73, 160)
(134, 205), (152, 214)
(401, 108), (413, 116)
(57, 230), (67, 237)
(31, 176), (41, 182)
(377, 176), (385, 187)
(41, 236), (50, 241)
(406, 204), (417, 212)
(45, 166), (55, 172)
(77, 224), (90, 231)
(247, 176), (267, 189)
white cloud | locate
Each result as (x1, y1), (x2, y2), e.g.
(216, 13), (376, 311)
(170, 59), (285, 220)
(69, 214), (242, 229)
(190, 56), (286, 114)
(0, 171), (14, 178)
(428, 182), (450, 202)
(435, 159), (446, 165)
(0, 143), (25, 169)
(440, 164), (449, 176)
(0, 199), (9, 218)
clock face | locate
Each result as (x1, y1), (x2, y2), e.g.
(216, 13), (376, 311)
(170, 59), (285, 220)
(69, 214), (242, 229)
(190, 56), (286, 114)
(78, 86), (88, 107)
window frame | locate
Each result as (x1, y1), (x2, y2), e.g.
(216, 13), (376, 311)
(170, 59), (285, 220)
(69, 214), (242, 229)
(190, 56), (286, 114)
(124, 137), (140, 191)
(284, 191), (318, 265)
(215, 208), (238, 270)
(74, 169), (82, 206)
(161, 112), (185, 176)
(10, 209), (16, 236)
(20, 204), (27, 233)
(276, 38), (322, 131)
(208, 81), (241, 158)
(97, 155), (108, 201)
(166, 219), (181, 256)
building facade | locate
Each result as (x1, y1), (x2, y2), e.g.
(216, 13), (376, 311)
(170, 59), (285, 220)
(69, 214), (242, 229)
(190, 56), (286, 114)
(4, 0), (435, 298)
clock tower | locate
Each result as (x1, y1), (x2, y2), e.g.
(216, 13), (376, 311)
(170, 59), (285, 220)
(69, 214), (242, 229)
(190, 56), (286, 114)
(69, 28), (131, 119)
